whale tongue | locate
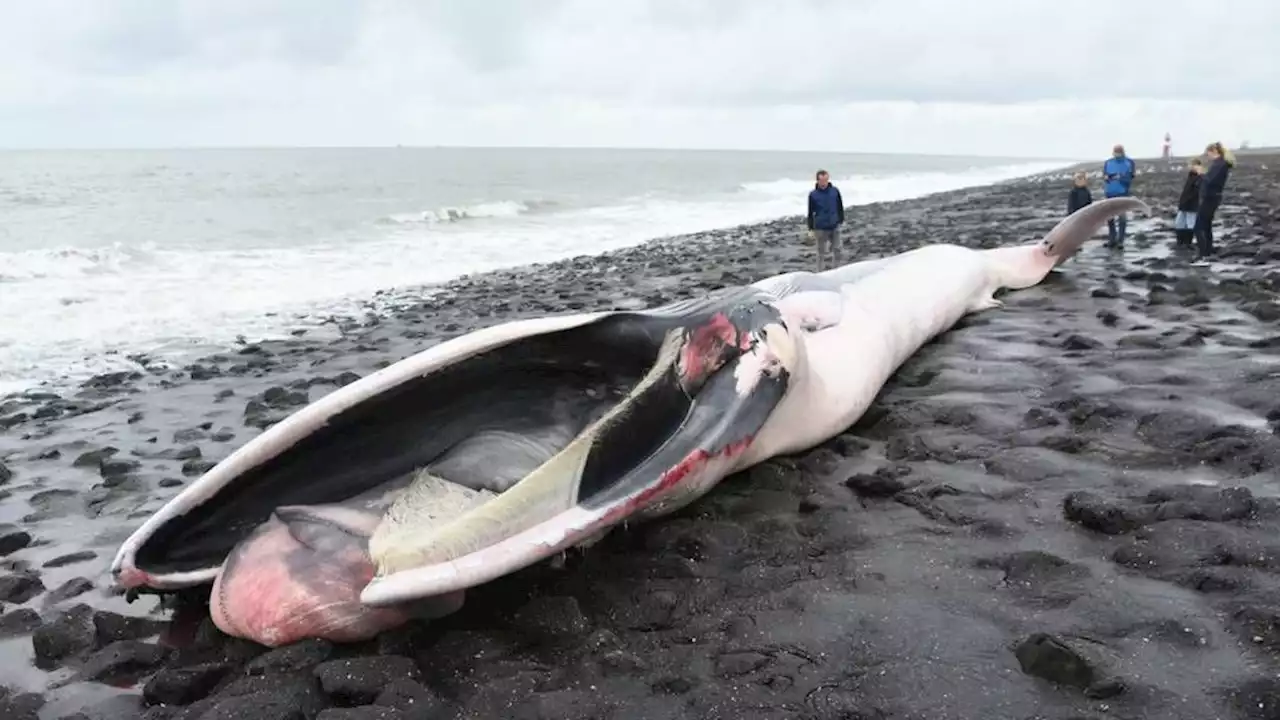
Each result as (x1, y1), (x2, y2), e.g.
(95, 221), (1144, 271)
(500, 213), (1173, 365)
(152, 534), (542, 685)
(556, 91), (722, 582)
(358, 324), (791, 608)
(208, 500), (468, 647)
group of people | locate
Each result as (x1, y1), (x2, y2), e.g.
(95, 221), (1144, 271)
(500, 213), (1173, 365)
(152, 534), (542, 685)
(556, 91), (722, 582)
(804, 139), (1238, 271)
(1067, 141), (1236, 263)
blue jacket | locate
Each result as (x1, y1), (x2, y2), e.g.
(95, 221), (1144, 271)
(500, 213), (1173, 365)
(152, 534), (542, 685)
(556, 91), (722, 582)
(807, 184), (845, 230)
(1102, 156), (1136, 197)
(1200, 157), (1231, 201)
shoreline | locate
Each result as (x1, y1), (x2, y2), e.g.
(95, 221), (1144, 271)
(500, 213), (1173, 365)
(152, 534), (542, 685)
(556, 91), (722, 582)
(1, 154), (1279, 719)
(1, 159), (1073, 403)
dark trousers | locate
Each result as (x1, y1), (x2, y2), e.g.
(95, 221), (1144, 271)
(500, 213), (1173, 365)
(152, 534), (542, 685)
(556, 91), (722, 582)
(1105, 197), (1128, 246)
(1194, 195), (1222, 256)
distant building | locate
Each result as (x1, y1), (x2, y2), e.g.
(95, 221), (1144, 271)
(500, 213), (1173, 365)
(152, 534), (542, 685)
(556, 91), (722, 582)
(1161, 132), (1172, 160)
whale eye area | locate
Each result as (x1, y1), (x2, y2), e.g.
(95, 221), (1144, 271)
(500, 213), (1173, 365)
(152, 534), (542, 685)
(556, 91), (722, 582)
(676, 312), (752, 390)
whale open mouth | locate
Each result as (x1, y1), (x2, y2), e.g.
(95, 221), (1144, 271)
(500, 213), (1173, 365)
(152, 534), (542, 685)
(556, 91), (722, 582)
(110, 292), (794, 644)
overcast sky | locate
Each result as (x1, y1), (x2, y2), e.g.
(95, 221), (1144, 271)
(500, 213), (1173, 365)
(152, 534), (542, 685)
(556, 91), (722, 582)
(1, 0), (1276, 158)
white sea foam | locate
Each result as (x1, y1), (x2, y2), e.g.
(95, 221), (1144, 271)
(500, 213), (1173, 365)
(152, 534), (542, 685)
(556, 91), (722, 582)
(0, 157), (1065, 394)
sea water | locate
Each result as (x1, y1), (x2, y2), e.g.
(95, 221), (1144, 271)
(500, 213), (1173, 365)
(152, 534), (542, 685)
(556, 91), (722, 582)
(0, 147), (1066, 393)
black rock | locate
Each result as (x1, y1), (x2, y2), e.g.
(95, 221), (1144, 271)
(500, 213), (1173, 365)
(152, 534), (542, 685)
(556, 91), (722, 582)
(42, 550), (97, 568)
(101, 458), (142, 480)
(32, 604), (96, 669)
(78, 640), (170, 683)
(1013, 633), (1096, 689)
(0, 608), (40, 637)
(0, 525), (32, 557)
(196, 672), (328, 720)
(1063, 491), (1151, 535)
(1061, 333), (1103, 351)
(173, 428), (208, 443)
(316, 708), (409, 720)
(93, 610), (167, 645)
(169, 445), (202, 461)
(46, 576), (95, 604)
(372, 679), (446, 715)
(73, 447), (118, 468)
(143, 662), (236, 706)
(245, 639), (335, 676)
(0, 460), (11, 484)
(185, 693), (311, 720)
(0, 690), (43, 720)
(844, 467), (911, 497)
(181, 458), (217, 476)
(0, 570), (44, 603)
(314, 656), (423, 706)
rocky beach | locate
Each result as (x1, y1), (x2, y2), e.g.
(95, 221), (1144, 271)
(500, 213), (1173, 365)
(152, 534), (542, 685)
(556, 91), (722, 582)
(2, 153), (1280, 720)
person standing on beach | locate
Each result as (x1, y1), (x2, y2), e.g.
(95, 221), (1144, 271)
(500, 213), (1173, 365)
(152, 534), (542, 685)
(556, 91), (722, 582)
(1193, 141), (1236, 261)
(806, 169), (846, 271)
(1102, 144), (1137, 248)
(1066, 171), (1092, 215)
(1173, 157), (1204, 247)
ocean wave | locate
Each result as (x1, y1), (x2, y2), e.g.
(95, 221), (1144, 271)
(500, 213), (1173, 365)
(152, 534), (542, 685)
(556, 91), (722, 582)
(738, 161), (1065, 205)
(0, 242), (156, 282)
(380, 198), (556, 226)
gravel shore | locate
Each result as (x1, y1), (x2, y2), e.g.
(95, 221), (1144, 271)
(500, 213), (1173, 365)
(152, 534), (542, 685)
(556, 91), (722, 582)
(2, 153), (1279, 719)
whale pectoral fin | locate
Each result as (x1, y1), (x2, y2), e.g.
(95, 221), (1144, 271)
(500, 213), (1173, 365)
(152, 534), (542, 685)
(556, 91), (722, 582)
(775, 290), (845, 333)
(969, 294), (1004, 312)
(984, 197), (1152, 291)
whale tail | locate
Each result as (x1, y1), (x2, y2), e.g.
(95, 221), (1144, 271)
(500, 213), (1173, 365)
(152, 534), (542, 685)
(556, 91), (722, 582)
(983, 196), (1151, 291)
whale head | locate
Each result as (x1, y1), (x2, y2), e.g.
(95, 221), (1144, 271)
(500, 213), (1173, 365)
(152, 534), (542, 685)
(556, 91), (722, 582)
(109, 292), (801, 645)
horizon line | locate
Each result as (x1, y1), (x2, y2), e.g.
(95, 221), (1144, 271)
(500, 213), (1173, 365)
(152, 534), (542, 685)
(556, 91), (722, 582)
(0, 143), (1081, 162)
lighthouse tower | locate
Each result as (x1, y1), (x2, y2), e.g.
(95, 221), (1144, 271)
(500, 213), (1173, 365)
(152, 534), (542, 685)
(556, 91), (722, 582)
(1161, 132), (1172, 161)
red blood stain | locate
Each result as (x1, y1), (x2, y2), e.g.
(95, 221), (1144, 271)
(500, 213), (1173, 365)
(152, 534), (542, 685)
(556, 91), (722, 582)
(115, 566), (154, 589)
(680, 313), (752, 384)
(607, 434), (755, 522)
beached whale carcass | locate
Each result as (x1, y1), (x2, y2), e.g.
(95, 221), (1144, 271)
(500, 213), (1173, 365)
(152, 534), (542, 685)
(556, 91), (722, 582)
(111, 197), (1149, 647)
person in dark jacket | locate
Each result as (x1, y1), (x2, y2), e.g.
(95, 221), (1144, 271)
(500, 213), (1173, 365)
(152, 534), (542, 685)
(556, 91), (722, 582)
(1193, 141), (1235, 261)
(1102, 144), (1137, 248)
(1173, 157), (1203, 247)
(806, 169), (846, 270)
(1066, 171), (1092, 215)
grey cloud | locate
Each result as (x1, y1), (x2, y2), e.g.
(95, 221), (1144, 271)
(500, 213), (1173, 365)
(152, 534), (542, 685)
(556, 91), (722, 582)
(0, 0), (1275, 150)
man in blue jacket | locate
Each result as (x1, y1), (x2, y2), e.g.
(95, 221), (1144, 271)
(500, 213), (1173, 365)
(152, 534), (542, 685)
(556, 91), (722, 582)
(1102, 144), (1137, 247)
(806, 169), (846, 270)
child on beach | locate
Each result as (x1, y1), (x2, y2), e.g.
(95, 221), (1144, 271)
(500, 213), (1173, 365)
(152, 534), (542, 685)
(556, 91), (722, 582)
(1174, 157), (1204, 247)
(1066, 172), (1092, 215)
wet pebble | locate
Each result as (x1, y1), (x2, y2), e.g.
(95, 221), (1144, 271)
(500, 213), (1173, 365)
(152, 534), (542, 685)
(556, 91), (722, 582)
(0, 570), (44, 603)
(0, 525), (32, 557)
(46, 576), (95, 604)
(313, 656), (422, 706)
(143, 662), (236, 706)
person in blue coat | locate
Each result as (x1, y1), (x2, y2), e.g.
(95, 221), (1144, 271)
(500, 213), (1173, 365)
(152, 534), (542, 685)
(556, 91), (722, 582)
(806, 169), (846, 270)
(1102, 144), (1137, 248)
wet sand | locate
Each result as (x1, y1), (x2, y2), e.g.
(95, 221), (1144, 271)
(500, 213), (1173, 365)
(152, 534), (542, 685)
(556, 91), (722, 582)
(2, 154), (1280, 719)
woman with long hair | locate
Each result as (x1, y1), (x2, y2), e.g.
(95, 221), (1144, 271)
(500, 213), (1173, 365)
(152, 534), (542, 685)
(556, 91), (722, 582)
(1193, 141), (1236, 261)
